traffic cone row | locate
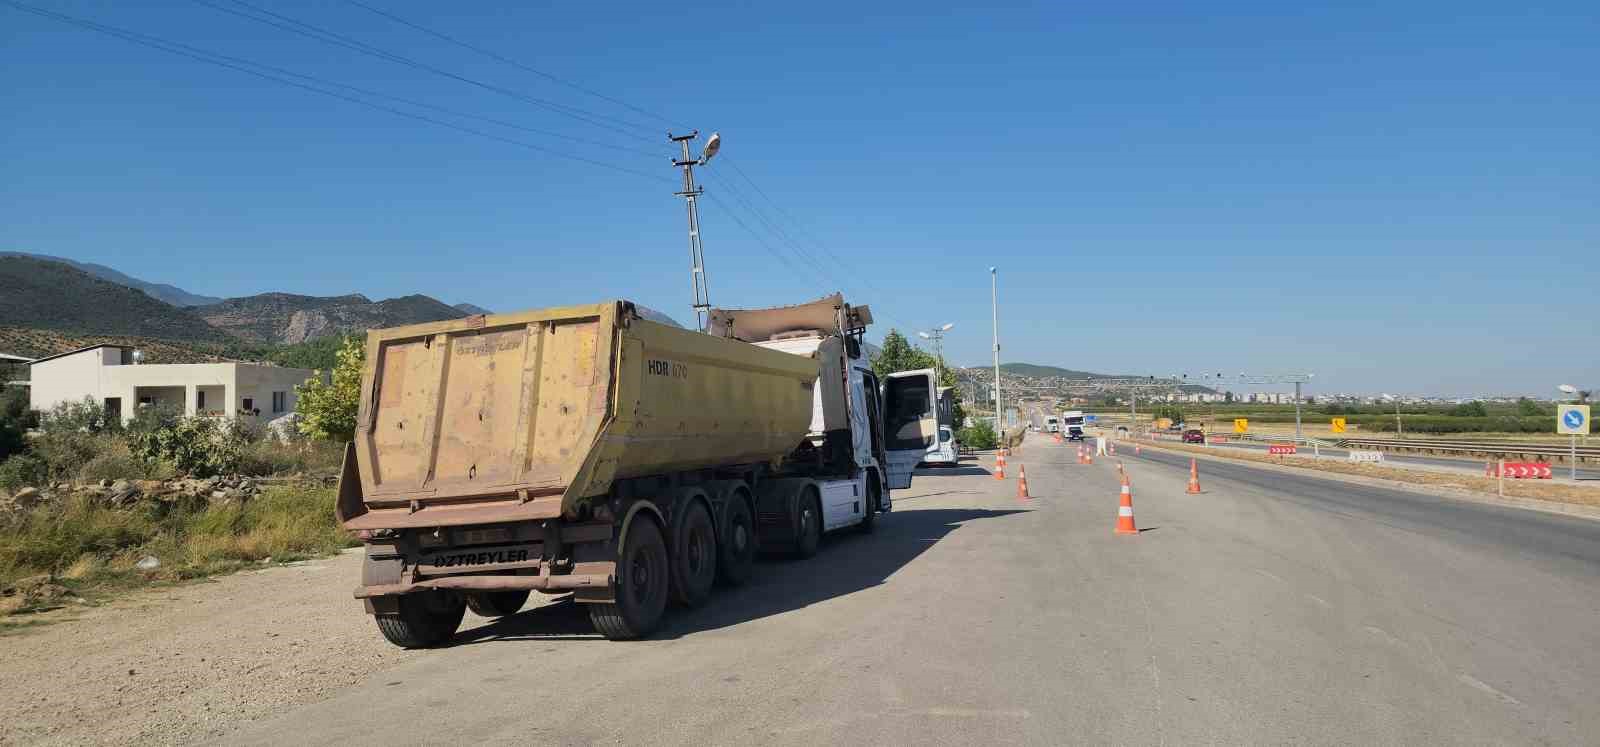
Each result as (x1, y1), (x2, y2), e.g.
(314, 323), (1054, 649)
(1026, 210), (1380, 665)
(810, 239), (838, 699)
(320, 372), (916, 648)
(1016, 464), (1031, 501)
(1186, 458), (1203, 494)
(1115, 471), (1137, 535)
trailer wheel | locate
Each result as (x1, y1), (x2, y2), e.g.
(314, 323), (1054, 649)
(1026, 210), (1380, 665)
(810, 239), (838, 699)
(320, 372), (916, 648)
(374, 590), (466, 648)
(465, 590), (530, 618)
(670, 500), (718, 607)
(717, 494), (755, 586)
(590, 517), (669, 640)
(794, 488), (822, 559)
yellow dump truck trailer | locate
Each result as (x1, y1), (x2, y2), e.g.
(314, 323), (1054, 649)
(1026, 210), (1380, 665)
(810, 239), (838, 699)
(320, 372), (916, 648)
(338, 296), (936, 646)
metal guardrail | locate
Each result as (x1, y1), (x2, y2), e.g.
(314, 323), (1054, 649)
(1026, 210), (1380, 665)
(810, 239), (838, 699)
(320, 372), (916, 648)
(1337, 437), (1598, 462)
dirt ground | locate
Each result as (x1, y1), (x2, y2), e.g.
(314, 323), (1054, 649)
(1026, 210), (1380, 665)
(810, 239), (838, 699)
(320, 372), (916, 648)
(0, 549), (471, 745)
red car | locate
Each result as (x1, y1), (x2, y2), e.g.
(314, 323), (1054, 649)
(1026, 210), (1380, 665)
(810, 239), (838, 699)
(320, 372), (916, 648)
(1182, 429), (1206, 443)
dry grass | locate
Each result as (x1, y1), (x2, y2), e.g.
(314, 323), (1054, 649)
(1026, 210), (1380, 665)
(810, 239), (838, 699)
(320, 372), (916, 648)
(1136, 439), (1600, 509)
(0, 486), (356, 616)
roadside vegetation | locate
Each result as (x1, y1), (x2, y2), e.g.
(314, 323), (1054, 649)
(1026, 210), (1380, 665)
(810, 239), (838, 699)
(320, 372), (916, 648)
(0, 340), (362, 625)
(1090, 397), (1581, 435)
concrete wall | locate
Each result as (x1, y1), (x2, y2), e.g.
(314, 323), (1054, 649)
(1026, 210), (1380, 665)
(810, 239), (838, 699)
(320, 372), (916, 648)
(29, 349), (113, 413)
(234, 364), (317, 425)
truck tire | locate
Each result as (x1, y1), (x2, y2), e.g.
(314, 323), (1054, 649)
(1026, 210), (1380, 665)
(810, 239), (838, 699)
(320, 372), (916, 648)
(590, 517), (669, 640)
(794, 488), (822, 559)
(717, 493), (755, 586)
(465, 590), (530, 618)
(858, 473), (879, 534)
(670, 500), (717, 608)
(374, 590), (466, 648)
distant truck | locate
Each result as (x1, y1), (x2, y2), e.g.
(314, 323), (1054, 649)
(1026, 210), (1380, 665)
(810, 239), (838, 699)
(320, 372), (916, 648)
(336, 295), (929, 646)
(1061, 410), (1086, 441)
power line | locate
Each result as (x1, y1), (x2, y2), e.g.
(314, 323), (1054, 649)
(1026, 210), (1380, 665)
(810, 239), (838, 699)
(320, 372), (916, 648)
(4, 1), (675, 185)
(191, 0), (661, 143)
(340, 0), (684, 130)
(701, 192), (836, 291)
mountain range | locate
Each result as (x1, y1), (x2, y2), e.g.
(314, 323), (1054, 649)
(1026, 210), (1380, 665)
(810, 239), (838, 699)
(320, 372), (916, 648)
(0, 252), (684, 360)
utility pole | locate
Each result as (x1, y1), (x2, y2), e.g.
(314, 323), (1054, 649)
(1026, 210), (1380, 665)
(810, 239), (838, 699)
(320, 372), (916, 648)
(918, 323), (954, 385)
(670, 131), (719, 332)
(990, 267), (1002, 432)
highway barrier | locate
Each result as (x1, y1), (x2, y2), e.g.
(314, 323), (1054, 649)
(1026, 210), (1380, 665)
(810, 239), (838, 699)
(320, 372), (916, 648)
(1348, 451), (1385, 464)
(1339, 438), (1597, 464)
(1268, 444), (1298, 456)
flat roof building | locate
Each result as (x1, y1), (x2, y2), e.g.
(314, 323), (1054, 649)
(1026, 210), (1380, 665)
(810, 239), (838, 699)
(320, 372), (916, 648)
(28, 344), (317, 424)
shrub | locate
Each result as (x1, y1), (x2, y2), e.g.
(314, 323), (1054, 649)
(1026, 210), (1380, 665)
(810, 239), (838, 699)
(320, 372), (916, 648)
(0, 453), (48, 492)
(78, 438), (171, 482)
(39, 396), (118, 435)
(30, 432), (117, 482)
(958, 420), (999, 450)
(0, 385), (34, 461)
(129, 416), (249, 478)
(1449, 401), (1488, 417)
(237, 438), (344, 477)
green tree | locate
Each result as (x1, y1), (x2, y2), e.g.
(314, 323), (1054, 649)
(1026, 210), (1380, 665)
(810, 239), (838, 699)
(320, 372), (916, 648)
(296, 336), (364, 442)
(1449, 400), (1488, 417)
(871, 329), (967, 426)
(956, 420), (998, 450)
(0, 384), (34, 461)
(1515, 397), (1544, 416)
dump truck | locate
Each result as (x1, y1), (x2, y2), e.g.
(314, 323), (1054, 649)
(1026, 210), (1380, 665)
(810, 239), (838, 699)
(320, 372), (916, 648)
(336, 294), (934, 646)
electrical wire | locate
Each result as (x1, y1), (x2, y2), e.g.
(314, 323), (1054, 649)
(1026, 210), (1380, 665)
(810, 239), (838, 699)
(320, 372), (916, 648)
(339, 0), (684, 131)
(4, 1), (676, 185)
(191, 0), (661, 143)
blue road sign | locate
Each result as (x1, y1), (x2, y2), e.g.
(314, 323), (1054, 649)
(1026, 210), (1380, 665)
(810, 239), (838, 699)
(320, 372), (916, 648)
(1085, 415), (1098, 422)
(1564, 410), (1585, 429)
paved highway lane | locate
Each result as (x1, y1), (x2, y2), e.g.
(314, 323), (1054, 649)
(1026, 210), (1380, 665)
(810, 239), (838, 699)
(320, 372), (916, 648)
(1159, 437), (1600, 480)
(221, 442), (1600, 745)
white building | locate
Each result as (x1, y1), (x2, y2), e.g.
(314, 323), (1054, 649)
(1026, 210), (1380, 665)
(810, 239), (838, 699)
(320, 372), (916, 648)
(28, 344), (317, 425)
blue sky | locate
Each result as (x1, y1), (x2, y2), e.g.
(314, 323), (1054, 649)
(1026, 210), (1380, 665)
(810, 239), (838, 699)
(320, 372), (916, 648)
(3, 1), (1596, 397)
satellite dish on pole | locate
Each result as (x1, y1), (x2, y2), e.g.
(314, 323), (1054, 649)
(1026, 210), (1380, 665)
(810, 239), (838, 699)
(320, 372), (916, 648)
(700, 132), (720, 164)
(1559, 384), (1577, 394)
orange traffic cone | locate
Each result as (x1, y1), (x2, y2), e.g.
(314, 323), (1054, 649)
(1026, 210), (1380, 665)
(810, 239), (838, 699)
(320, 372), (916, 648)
(1115, 472), (1137, 535)
(1085, 448), (1094, 465)
(994, 451), (1006, 480)
(1186, 458), (1202, 494)
(1076, 445), (1085, 464)
(1484, 461), (1495, 478)
(1109, 443), (1117, 456)
(1136, 444), (1142, 456)
(1016, 464), (1031, 501)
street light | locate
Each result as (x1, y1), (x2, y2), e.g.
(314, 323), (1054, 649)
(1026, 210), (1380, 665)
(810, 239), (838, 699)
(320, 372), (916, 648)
(990, 268), (1002, 432)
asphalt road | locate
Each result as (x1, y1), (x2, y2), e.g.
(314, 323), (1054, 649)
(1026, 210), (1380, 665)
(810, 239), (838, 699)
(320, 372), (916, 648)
(220, 440), (1600, 745)
(1175, 437), (1600, 480)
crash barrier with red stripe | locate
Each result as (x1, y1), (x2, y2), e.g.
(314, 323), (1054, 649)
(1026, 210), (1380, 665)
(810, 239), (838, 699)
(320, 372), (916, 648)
(1268, 444), (1297, 456)
(1488, 462), (1552, 479)
(1208, 436), (1228, 444)
(1347, 451), (1385, 463)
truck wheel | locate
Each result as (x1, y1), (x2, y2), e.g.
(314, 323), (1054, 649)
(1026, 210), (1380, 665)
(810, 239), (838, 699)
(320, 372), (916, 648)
(465, 590), (529, 617)
(717, 494), (755, 586)
(858, 474), (879, 534)
(590, 517), (669, 640)
(794, 489), (822, 559)
(374, 590), (466, 648)
(670, 501), (718, 608)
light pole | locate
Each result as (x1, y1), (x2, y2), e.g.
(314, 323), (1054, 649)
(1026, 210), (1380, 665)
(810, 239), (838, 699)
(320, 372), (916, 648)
(990, 267), (1002, 432)
(918, 323), (954, 384)
(669, 130), (720, 332)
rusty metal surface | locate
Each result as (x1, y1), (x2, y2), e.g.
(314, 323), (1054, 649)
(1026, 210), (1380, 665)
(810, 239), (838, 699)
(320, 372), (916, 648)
(342, 300), (822, 527)
(352, 561), (615, 599)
